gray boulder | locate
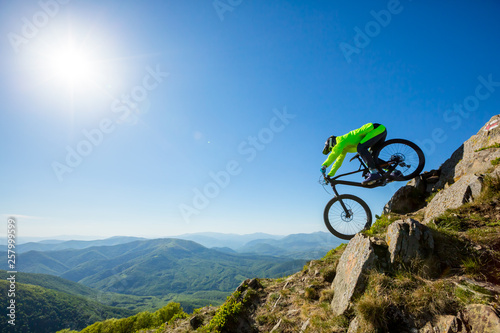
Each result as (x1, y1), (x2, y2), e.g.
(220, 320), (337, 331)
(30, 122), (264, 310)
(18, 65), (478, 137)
(383, 185), (427, 215)
(423, 174), (483, 224)
(347, 316), (360, 333)
(386, 218), (434, 264)
(462, 304), (500, 333)
(330, 234), (378, 316)
(419, 304), (500, 333)
(419, 315), (463, 333)
(435, 114), (500, 190)
(384, 115), (500, 217)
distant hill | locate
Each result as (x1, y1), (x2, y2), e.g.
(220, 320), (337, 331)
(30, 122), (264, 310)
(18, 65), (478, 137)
(16, 236), (145, 253)
(237, 231), (344, 259)
(0, 280), (133, 333)
(0, 270), (97, 298)
(171, 232), (284, 249)
(0, 270), (224, 314)
(173, 231), (344, 259)
(3, 238), (305, 298)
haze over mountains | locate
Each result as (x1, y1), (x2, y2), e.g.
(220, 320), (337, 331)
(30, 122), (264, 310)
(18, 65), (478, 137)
(15, 236), (147, 253)
(12, 232), (344, 259)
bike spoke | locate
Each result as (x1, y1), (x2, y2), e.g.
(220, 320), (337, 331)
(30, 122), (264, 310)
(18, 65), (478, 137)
(377, 143), (420, 177)
(327, 199), (369, 237)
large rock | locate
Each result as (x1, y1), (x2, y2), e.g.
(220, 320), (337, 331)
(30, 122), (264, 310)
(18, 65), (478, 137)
(433, 144), (465, 191)
(419, 314), (464, 333)
(419, 304), (500, 333)
(423, 174), (483, 224)
(462, 304), (500, 333)
(383, 185), (427, 215)
(386, 218), (434, 264)
(331, 220), (433, 316)
(384, 170), (441, 215)
(435, 114), (500, 190)
(385, 115), (500, 217)
(330, 234), (378, 315)
(347, 316), (360, 333)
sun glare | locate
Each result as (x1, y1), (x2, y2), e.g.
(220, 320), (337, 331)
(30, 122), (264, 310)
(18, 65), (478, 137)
(47, 43), (97, 85)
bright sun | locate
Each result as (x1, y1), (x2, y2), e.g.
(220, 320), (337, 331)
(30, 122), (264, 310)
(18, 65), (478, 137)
(28, 22), (123, 112)
(30, 22), (126, 110)
(47, 44), (97, 85)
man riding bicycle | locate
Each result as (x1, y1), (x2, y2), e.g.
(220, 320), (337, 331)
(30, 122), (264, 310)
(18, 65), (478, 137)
(320, 123), (388, 185)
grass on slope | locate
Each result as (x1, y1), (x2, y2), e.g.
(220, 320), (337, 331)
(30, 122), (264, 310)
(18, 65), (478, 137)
(428, 174), (500, 284)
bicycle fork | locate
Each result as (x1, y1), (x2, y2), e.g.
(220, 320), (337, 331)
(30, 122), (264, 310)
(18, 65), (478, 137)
(331, 184), (352, 219)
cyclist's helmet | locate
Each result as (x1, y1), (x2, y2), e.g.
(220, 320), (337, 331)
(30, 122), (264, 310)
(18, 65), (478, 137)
(323, 135), (336, 155)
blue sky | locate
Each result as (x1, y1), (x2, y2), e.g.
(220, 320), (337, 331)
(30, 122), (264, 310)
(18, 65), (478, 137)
(0, 0), (499, 239)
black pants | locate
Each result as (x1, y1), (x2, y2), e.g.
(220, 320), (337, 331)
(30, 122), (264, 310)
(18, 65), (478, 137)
(357, 124), (387, 170)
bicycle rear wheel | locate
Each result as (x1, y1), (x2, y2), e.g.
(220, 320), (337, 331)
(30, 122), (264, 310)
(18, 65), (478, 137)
(324, 194), (372, 240)
(373, 139), (425, 181)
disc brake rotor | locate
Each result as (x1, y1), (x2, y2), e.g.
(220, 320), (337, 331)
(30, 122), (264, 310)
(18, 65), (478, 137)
(341, 209), (354, 222)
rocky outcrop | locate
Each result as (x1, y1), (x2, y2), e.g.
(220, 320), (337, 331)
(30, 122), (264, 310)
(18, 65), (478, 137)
(419, 314), (463, 333)
(386, 218), (434, 264)
(423, 174), (484, 223)
(330, 219), (436, 317)
(438, 115), (500, 188)
(347, 316), (360, 333)
(330, 234), (377, 315)
(385, 115), (500, 220)
(384, 170), (441, 215)
(462, 304), (500, 333)
(383, 185), (427, 215)
(419, 304), (500, 333)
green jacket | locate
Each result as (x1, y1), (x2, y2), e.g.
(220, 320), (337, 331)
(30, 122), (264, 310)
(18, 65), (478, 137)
(322, 123), (378, 177)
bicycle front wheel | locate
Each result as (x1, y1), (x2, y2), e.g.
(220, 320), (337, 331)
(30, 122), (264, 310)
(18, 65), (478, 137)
(373, 139), (425, 181)
(324, 194), (372, 240)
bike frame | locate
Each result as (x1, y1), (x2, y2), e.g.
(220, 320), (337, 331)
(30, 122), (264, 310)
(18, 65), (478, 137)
(325, 154), (398, 197)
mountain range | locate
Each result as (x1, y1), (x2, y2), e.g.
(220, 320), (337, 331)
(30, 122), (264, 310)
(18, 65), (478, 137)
(13, 231), (344, 259)
(3, 238), (306, 296)
(15, 236), (146, 253)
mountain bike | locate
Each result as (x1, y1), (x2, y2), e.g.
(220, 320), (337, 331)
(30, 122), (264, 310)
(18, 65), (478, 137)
(320, 139), (425, 240)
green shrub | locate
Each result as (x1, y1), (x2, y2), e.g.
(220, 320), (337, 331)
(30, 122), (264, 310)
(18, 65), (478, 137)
(363, 214), (400, 237)
(206, 291), (243, 333)
(462, 257), (482, 276)
(480, 174), (500, 201)
(79, 302), (186, 333)
(475, 142), (500, 152)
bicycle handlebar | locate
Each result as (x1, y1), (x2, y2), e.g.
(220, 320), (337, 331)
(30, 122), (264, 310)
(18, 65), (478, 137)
(322, 174), (332, 184)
